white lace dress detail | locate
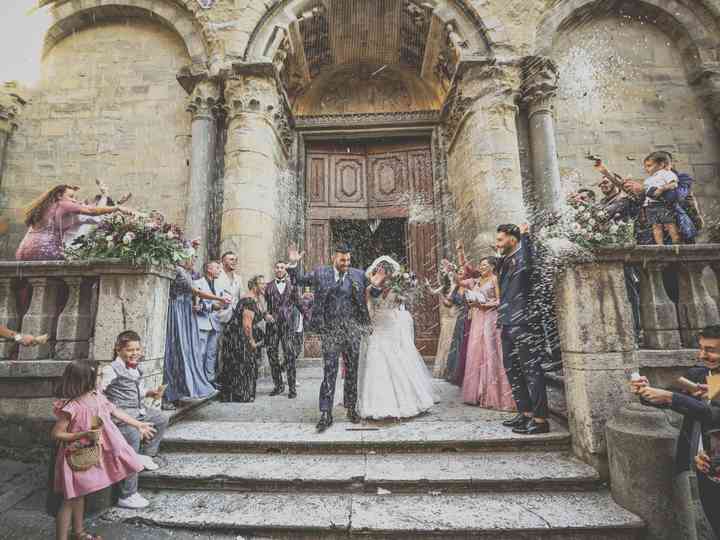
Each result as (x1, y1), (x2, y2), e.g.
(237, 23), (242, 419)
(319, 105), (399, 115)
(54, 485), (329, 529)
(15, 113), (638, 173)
(357, 291), (436, 419)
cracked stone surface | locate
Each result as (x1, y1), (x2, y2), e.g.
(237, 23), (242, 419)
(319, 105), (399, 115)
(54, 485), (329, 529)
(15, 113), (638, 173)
(108, 490), (643, 534)
(142, 451), (598, 489)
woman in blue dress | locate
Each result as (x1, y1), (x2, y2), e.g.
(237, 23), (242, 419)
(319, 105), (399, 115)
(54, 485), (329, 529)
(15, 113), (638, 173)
(162, 253), (228, 409)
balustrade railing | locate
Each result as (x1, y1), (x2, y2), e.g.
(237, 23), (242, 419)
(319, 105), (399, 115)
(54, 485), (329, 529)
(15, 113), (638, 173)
(588, 245), (720, 350)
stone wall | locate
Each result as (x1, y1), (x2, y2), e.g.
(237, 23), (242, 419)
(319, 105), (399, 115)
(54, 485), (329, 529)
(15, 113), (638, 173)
(552, 15), (720, 217)
(0, 19), (192, 258)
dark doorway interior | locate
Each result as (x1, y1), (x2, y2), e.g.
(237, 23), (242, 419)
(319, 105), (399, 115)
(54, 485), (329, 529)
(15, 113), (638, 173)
(330, 218), (407, 272)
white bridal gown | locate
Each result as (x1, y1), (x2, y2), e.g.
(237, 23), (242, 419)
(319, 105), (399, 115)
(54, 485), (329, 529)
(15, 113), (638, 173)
(357, 291), (436, 419)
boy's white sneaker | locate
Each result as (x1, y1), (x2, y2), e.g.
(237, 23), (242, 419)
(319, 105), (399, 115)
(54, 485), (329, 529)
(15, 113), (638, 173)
(117, 493), (150, 509)
(139, 455), (159, 471)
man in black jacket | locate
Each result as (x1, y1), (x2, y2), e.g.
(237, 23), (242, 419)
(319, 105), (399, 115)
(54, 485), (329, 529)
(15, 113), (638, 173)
(495, 223), (549, 435)
(634, 325), (720, 538)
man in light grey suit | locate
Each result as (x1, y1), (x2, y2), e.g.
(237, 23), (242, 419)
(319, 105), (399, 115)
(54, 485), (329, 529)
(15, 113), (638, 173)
(193, 261), (224, 383)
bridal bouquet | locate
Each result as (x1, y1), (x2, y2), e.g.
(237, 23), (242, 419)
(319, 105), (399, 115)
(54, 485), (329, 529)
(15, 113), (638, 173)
(66, 213), (191, 267)
(539, 199), (635, 250)
(386, 266), (421, 306)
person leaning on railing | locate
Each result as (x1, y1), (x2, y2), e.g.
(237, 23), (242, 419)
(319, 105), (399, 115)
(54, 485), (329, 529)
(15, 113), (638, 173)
(630, 325), (720, 538)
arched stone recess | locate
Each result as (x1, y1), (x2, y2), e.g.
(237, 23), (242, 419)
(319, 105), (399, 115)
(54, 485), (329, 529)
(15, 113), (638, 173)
(242, 0), (514, 116)
(42, 0), (209, 71)
(534, 0), (720, 211)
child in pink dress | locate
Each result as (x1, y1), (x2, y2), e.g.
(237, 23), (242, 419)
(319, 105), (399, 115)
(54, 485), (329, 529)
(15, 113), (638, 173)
(51, 361), (152, 540)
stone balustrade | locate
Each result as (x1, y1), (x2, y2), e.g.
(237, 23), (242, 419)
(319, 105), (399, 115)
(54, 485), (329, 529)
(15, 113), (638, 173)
(0, 260), (173, 453)
(555, 244), (719, 540)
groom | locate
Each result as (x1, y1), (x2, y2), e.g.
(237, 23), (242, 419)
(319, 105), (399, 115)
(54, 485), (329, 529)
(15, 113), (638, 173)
(287, 242), (385, 432)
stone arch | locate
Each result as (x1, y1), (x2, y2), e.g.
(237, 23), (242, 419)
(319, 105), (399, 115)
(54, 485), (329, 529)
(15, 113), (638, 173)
(244, 0), (508, 63)
(42, 0), (208, 68)
(535, 0), (720, 70)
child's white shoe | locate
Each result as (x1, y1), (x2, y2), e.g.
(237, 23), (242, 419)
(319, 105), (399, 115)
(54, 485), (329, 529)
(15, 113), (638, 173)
(139, 455), (159, 471)
(117, 493), (149, 509)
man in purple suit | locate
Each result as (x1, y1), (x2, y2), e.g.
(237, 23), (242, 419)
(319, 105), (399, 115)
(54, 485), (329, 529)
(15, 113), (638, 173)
(264, 261), (303, 399)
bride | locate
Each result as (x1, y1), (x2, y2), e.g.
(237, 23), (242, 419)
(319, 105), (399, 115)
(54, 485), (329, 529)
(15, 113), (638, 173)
(356, 256), (436, 420)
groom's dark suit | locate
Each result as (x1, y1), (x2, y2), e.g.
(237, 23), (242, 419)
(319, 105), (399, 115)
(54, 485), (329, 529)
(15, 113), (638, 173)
(288, 264), (378, 413)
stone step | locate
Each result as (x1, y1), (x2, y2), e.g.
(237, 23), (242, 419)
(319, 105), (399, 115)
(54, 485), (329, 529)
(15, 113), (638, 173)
(162, 420), (571, 454)
(141, 450), (600, 493)
(109, 490), (644, 539)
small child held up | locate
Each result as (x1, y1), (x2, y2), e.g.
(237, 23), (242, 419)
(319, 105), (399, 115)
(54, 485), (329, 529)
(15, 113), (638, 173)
(101, 330), (168, 509)
(642, 151), (681, 245)
(50, 361), (151, 540)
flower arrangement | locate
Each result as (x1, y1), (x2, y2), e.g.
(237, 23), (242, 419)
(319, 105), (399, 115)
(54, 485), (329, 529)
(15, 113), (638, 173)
(384, 265), (421, 306)
(65, 213), (193, 267)
(539, 199), (635, 251)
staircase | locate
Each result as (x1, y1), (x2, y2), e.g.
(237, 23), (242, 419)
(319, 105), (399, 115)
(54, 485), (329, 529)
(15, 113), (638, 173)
(107, 366), (644, 539)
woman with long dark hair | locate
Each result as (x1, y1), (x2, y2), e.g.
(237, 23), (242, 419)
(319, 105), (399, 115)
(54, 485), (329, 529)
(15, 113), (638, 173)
(16, 184), (129, 261)
(217, 274), (267, 403)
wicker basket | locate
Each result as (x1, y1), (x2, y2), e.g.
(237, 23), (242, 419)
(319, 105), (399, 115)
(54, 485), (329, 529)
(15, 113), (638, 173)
(66, 416), (103, 472)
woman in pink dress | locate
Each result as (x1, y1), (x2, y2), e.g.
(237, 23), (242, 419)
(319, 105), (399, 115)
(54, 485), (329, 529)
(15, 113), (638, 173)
(50, 360), (151, 540)
(16, 184), (127, 261)
(461, 257), (515, 411)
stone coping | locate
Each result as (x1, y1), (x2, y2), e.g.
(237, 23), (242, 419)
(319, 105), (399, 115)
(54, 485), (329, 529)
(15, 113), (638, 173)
(0, 360), (71, 378)
(551, 243), (720, 264)
(0, 259), (175, 279)
(637, 348), (698, 368)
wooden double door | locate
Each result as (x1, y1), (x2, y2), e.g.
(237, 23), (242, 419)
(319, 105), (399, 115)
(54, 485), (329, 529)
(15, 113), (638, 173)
(304, 137), (440, 355)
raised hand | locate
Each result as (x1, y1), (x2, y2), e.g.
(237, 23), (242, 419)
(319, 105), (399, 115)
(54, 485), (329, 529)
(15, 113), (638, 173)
(519, 223), (530, 235)
(288, 243), (305, 264)
(117, 192), (132, 205)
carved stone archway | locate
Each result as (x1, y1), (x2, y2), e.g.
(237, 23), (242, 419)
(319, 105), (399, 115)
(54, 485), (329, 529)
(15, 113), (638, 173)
(41, 0), (209, 70)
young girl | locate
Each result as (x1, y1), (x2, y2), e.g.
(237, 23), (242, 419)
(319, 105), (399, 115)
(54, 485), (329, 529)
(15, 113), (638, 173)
(50, 361), (152, 540)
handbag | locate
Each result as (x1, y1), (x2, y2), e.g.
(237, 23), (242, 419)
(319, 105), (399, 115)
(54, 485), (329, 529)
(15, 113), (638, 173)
(65, 394), (104, 472)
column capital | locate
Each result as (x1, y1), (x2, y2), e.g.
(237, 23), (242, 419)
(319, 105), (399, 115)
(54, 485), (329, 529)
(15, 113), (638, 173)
(0, 89), (26, 135)
(441, 58), (521, 148)
(521, 55), (559, 117)
(186, 78), (221, 120)
(223, 68), (294, 154)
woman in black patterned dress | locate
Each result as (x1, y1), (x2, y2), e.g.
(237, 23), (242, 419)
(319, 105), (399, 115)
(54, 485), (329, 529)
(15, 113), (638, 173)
(218, 275), (266, 402)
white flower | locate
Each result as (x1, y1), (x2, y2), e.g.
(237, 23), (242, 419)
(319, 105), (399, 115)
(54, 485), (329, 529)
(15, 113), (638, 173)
(166, 231), (176, 239)
(122, 232), (136, 245)
(403, 273), (410, 279)
(609, 224), (619, 234)
(594, 233), (604, 241)
(588, 218), (596, 227)
(572, 223), (582, 232)
(105, 235), (114, 243)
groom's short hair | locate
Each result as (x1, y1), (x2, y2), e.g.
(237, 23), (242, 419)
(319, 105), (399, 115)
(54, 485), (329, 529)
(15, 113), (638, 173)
(334, 242), (352, 254)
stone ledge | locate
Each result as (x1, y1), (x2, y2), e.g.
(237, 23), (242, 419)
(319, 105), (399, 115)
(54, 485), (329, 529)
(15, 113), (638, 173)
(554, 244), (720, 265)
(637, 348), (698, 368)
(0, 259), (175, 280)
(0, 360), (70, 378)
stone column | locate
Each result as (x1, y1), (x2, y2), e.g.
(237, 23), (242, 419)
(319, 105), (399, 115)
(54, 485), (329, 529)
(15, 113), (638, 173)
(554, 258), (636, 475)
(690, 67), (720, 132)
(443, 59), (526, 254)
(0, 277), (18, 359)
(221, 66), (293, 279)
(0, 90), (22, 188)
(521, 56), (562, 217)
(54, 277), (92, 361)
(18, 278), (61, 361)
(184, 79), (220, 265)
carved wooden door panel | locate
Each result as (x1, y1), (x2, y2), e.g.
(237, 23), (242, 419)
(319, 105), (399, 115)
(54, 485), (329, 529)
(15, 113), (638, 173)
(404, 147), (439, 356)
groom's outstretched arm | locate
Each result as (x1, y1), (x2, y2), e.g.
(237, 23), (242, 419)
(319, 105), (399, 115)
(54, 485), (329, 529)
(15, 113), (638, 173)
(287, 262), (318, 289)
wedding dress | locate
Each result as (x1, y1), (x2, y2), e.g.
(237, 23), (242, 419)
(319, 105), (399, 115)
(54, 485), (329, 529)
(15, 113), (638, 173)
(357, 290), (436, 419)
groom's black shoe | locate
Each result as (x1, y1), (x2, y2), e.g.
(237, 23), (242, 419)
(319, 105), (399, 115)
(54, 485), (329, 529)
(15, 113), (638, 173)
(502, 413), (530, 428)
(316, 412), (333, 433)
(346, 408), (361, 424)
(288, 388), (297, 399)
(270, 384), (285, 396)
(513, 419), (550, 435)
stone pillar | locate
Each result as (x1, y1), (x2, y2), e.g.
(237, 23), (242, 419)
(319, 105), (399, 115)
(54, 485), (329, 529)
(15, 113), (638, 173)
(221, 67), (293, 279)
(607, 403), (697, 540)
(554, 259), (637, 475)
(639, 262), (682, 349)
(677, 262), (720, 347)
(690, 67), (720, 132)
(184, 79), (220, 265)
(0, 88), (23, 187)
(0, 277), (18, 359)
(443, 59), (526, 254)
(521, 56), (562, 217)
(18, 278), (61, 361)
(91, 266), (173, 389)
(54, 277), (92, 361)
